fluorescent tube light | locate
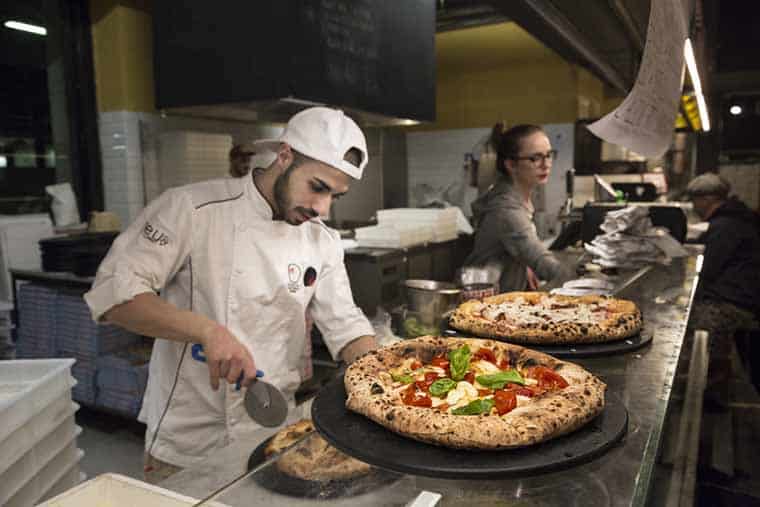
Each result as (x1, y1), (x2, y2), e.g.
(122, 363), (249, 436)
(684, 38), (710, 132)
(4, 20), (47, 35)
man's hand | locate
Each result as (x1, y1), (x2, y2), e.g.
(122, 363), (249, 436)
(202, 324), (258, 390)
(340, 335), (377, 364)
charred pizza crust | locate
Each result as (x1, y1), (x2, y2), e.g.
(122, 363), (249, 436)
(449, 291), (642, 344)
(345, 336), (606, 450)
(265, 419), (372, 481)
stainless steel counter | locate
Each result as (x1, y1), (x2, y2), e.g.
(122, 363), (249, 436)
(160, 253), (701, 507)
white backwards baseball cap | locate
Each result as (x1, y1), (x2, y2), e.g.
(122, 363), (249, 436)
(252, 107), (368, 179)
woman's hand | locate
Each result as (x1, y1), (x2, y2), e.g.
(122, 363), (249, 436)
(201, 323), (258, 390)
(526, 267), (540, 290)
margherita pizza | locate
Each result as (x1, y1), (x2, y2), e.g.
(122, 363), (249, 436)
(265, 419), (372, 481)
(345, 336), (605, 449)
(449, 291), (641, 344)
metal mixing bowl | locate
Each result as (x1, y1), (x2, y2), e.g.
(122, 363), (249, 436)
(402, 279), (462, 325)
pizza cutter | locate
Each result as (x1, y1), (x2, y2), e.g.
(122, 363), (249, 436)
(191, 344), (289, 427)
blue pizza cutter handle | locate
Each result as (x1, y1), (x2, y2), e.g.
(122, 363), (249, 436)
(191, 343), (264, 390)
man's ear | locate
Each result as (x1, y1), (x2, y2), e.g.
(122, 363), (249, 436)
(276, 143), (294, 168)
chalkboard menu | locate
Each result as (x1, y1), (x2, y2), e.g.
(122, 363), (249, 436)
(153, 1), (435, 122)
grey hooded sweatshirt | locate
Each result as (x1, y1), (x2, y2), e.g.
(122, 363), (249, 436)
(464, 178), (570, 292)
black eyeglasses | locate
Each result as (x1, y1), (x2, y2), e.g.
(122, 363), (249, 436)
(512, 150), (557, 165)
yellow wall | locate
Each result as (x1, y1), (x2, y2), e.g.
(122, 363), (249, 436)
(90, 0), (154, 113)
(419, 23), (609, 131)
(86, 9), (609, 125)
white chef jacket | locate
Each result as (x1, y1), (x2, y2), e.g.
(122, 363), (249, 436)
(84, 174), (373, 468)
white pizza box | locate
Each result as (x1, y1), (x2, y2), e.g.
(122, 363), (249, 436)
(0, 359), (76, 448)
(1, 421), (82, 506)
(38, 473), (231, 507)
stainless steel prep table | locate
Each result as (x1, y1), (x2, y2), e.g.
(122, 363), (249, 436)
(159, 252), (701, 507)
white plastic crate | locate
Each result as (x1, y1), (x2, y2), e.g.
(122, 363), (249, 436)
(355, 224), (433, 248)
(0, 359), (75, 445)
(0, 396), (78, 477)
(37, 473), (229, 507)
(0, 426), (84, 506)
(377, 208), (459, 243)
(1, 418), (80, 505)
(5, 444), (83, 507)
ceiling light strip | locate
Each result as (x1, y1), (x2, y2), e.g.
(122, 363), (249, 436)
(684, 38), (710, 132)
(4, 20), (47, 35)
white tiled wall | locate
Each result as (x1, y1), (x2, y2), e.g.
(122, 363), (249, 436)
(98, 111), (145, 227)
(406, 128), (488, 216)
(406, 124), (574, 237)
(96, 111), (284, 227)
(719, 163), (760, 211)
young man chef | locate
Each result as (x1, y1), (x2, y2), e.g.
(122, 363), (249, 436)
(84, 107), (377, 483)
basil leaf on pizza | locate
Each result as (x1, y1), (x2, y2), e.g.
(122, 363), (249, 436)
(476, 370), (525, 389)
(344, 336), (606, 449)
(451, 398), (494, 415)
(429, 378), (457, 397)
(391, 373), (415, 384)
(449, 291), (642, 345)
(449, 345), (471, 381)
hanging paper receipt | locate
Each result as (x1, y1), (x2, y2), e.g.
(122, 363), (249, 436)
(587, 0), (690, 158)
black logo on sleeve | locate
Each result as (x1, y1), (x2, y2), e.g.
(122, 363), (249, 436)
(143, 222), (170, 246)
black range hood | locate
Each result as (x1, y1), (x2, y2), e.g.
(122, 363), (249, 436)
(153, 1), (436, 126)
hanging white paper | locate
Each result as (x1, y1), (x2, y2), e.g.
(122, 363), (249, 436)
(588, 0), (690, 158)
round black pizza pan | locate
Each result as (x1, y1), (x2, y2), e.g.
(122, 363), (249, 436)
(247, 435), (402, 499)
(311, 379), (628, 480)
(443, 327), (653, 358)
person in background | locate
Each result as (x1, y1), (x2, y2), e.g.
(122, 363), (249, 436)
(228, 143), (254, 178)
(685, 173), (760, 384)
(84, 107), (377, 483)
(463, 124), (572, 292)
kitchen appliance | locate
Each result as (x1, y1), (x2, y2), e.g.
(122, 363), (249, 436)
(190, 344), (287, 427)
(611, 182), (658, 202)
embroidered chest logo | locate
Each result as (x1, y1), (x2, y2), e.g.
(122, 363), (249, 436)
(287, 264), (302, 293)
(143, 222), (169, 246)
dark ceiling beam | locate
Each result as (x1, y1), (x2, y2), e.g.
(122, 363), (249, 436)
(488, 0), (631, 93)
(712, 71), (760, 95)
(608, 0), (644, 52)
(436, 3), (509, 33)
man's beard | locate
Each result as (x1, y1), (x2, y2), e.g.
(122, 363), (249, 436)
(273, 164), (316, 225)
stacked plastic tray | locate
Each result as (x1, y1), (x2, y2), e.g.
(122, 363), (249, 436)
(95, 346), (150, 417)
(354, 224), (434, 248)
(15, 284), (58, 358)
(377, 208), (459, 242)
(56, 291), (141, 405)
(16, 284), (141, 406)
(0, 299), (14, 359)
(0, 358), (84, 507)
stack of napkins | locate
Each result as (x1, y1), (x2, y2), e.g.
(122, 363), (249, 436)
(551, 278), (615, 297)
(584, 207), (688, 269)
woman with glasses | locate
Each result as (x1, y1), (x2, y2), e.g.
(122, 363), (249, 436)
(463, 124), (572, 292)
